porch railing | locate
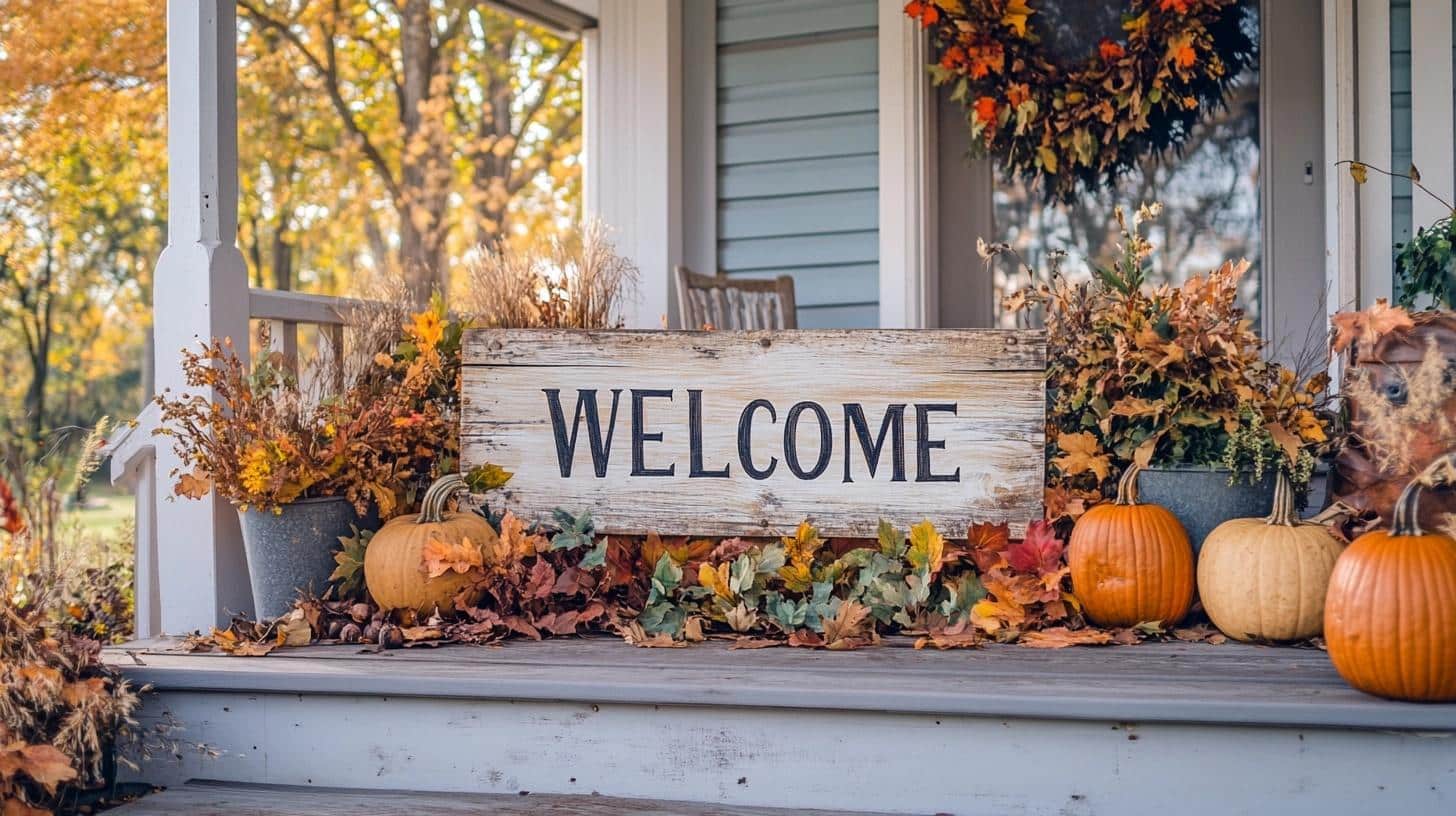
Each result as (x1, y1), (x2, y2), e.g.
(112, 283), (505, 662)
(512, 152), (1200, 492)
(109, 288), (376, 637)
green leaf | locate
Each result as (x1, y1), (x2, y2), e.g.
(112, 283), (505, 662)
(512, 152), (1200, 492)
(637, 602), (685, 636)
(549, 508), (595, 550)
(579, 539), (607, 569)
(648, 552), (682, 604)
(328, 525), (372, 600)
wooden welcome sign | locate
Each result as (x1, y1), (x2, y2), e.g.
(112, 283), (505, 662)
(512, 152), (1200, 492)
(461, 329), (1046, 537)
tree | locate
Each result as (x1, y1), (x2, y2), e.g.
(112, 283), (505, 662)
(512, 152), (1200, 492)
(0, 1), (165, 457)
(236, 0), (582, 300)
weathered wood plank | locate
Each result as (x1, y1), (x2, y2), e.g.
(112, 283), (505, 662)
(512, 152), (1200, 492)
(110, 780), (898, 815)
(461, 330), (1045, 537)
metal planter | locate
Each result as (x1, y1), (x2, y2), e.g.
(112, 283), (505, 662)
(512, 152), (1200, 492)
(1137, 466), (1279, 554)
(237, 496), (370, 620)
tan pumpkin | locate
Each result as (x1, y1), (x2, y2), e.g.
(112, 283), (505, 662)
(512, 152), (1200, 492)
(364, 474), (496, 615)
(1197, 471), (1344, 642)
(1069, 463), (1194, 627)
(1325, 453), (1456, 701)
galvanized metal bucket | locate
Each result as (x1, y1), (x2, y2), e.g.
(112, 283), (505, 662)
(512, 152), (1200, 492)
(238, 496), (370, 620)
(1137, 466), (1279, 554)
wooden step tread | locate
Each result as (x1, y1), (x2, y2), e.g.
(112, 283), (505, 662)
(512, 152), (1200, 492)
(109, 780), (906, 815)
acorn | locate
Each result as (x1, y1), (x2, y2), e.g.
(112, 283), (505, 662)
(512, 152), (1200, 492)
(378, 623), (404, 650)
(339, 622), (363, 643)
(349, 603), (372, 623)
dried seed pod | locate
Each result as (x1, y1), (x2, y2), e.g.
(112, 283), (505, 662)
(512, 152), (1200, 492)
(363, 621), (382, 642)
(349, 603), (372, 623)
(326, 619), (345, 639)
(339, 622), (363, 644)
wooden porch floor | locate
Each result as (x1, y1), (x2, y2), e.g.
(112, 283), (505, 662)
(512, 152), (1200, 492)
(107, 635), (1456, 732)
(110, 780), (896, 815)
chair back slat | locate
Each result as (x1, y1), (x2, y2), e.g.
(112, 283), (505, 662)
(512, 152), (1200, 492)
(673, 266), (798, 330)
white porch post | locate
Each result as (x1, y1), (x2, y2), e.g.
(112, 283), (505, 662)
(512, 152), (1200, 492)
(585, 0), (684, 328)
(154, 0), (253, 631)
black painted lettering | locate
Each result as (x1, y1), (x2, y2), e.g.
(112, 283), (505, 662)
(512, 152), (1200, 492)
(737, 399), (778, 480)
(784, 401), (832, 480)
(630, 389), (676, 477)
(688, 389), (730, 478)
(915, 403), (960, 483)
(543, 389), (622, 478)
(843, 404), (907, 483)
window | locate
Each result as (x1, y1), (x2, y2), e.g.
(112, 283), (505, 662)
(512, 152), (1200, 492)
(986, 2), (1263, 328)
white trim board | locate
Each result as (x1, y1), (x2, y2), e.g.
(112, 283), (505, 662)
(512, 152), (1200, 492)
(877, 0), (935, 328)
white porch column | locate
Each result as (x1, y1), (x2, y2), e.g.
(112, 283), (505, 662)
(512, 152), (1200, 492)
(154, 0), (253, 631)
(585, 0), (684, 328)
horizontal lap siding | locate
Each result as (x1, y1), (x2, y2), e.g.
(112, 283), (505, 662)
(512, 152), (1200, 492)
(716, 0), (879, 325)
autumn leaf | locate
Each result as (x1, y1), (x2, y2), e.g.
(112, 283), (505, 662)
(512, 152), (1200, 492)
(1019, 627), (1113, 649)
(970, 596), (1025, 633)
(525, 559), (557, 599)
(966, 521), (1010, 572)
(1051, 431), (1111, 481)
(174, 470), (212, 499)
(1000, 0), (1033, 37)
(464, 462), (513, 492)
(698, 561), (734, 601)
(1005, 520), (1064, 576)
(781, 520), (824, 567)
(421, 534), (483, 578)
(822, 601), (876, 650)
(1330, 298), (1414, 353)
(10, 744), (78, 793)
(498, 512), (547, 560)
(1348, 160), (1369, 184)
(906, 520), (946, 574)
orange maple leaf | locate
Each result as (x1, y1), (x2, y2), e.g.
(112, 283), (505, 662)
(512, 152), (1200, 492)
(1098, 39), (1126, 61)
(973, 95), (999, 125)
(1331, 299), (1415, 354)
(421, 535), (483, 579)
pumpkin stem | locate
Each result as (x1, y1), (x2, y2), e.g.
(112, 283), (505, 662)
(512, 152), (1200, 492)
(1113, 463), (1143, 506)
(1264, 470), (1300, 527)
(418, 474), (468, 524)
(1391, 452), (1456, 537)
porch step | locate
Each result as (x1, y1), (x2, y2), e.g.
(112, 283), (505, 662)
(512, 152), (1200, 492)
(111, 780), (900, 815)
(106, 638), (1456, 815)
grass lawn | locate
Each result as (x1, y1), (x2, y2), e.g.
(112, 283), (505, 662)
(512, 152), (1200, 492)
(72, 484), (134, 539)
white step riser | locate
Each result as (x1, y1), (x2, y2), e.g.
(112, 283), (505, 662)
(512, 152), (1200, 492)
(131, 690), (1455, 815)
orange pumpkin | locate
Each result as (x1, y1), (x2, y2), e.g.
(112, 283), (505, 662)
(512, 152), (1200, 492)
(1069, 463), (1195, 627)
(363, 474), (496, 615)
(1325, 454), (1456, 701)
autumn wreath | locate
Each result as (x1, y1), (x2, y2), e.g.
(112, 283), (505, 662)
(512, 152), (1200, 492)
(905, 0), (1256, 202)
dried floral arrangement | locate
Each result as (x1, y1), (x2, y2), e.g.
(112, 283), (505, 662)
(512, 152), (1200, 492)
(189, 475), (1232, 657)
(156, 301), (457, 518)
(460, 220), (638, 330)
(906, 0), (1256, 202)
(992, 204), (1333, 524)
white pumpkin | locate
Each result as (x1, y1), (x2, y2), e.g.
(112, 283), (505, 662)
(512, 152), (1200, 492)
(1197, 472), (1344, 642)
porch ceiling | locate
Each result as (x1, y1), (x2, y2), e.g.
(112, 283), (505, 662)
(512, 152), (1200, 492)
(106, 637), (1456, 732)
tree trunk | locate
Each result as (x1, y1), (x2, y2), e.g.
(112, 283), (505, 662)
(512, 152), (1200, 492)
(396, 0), (450, 303)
